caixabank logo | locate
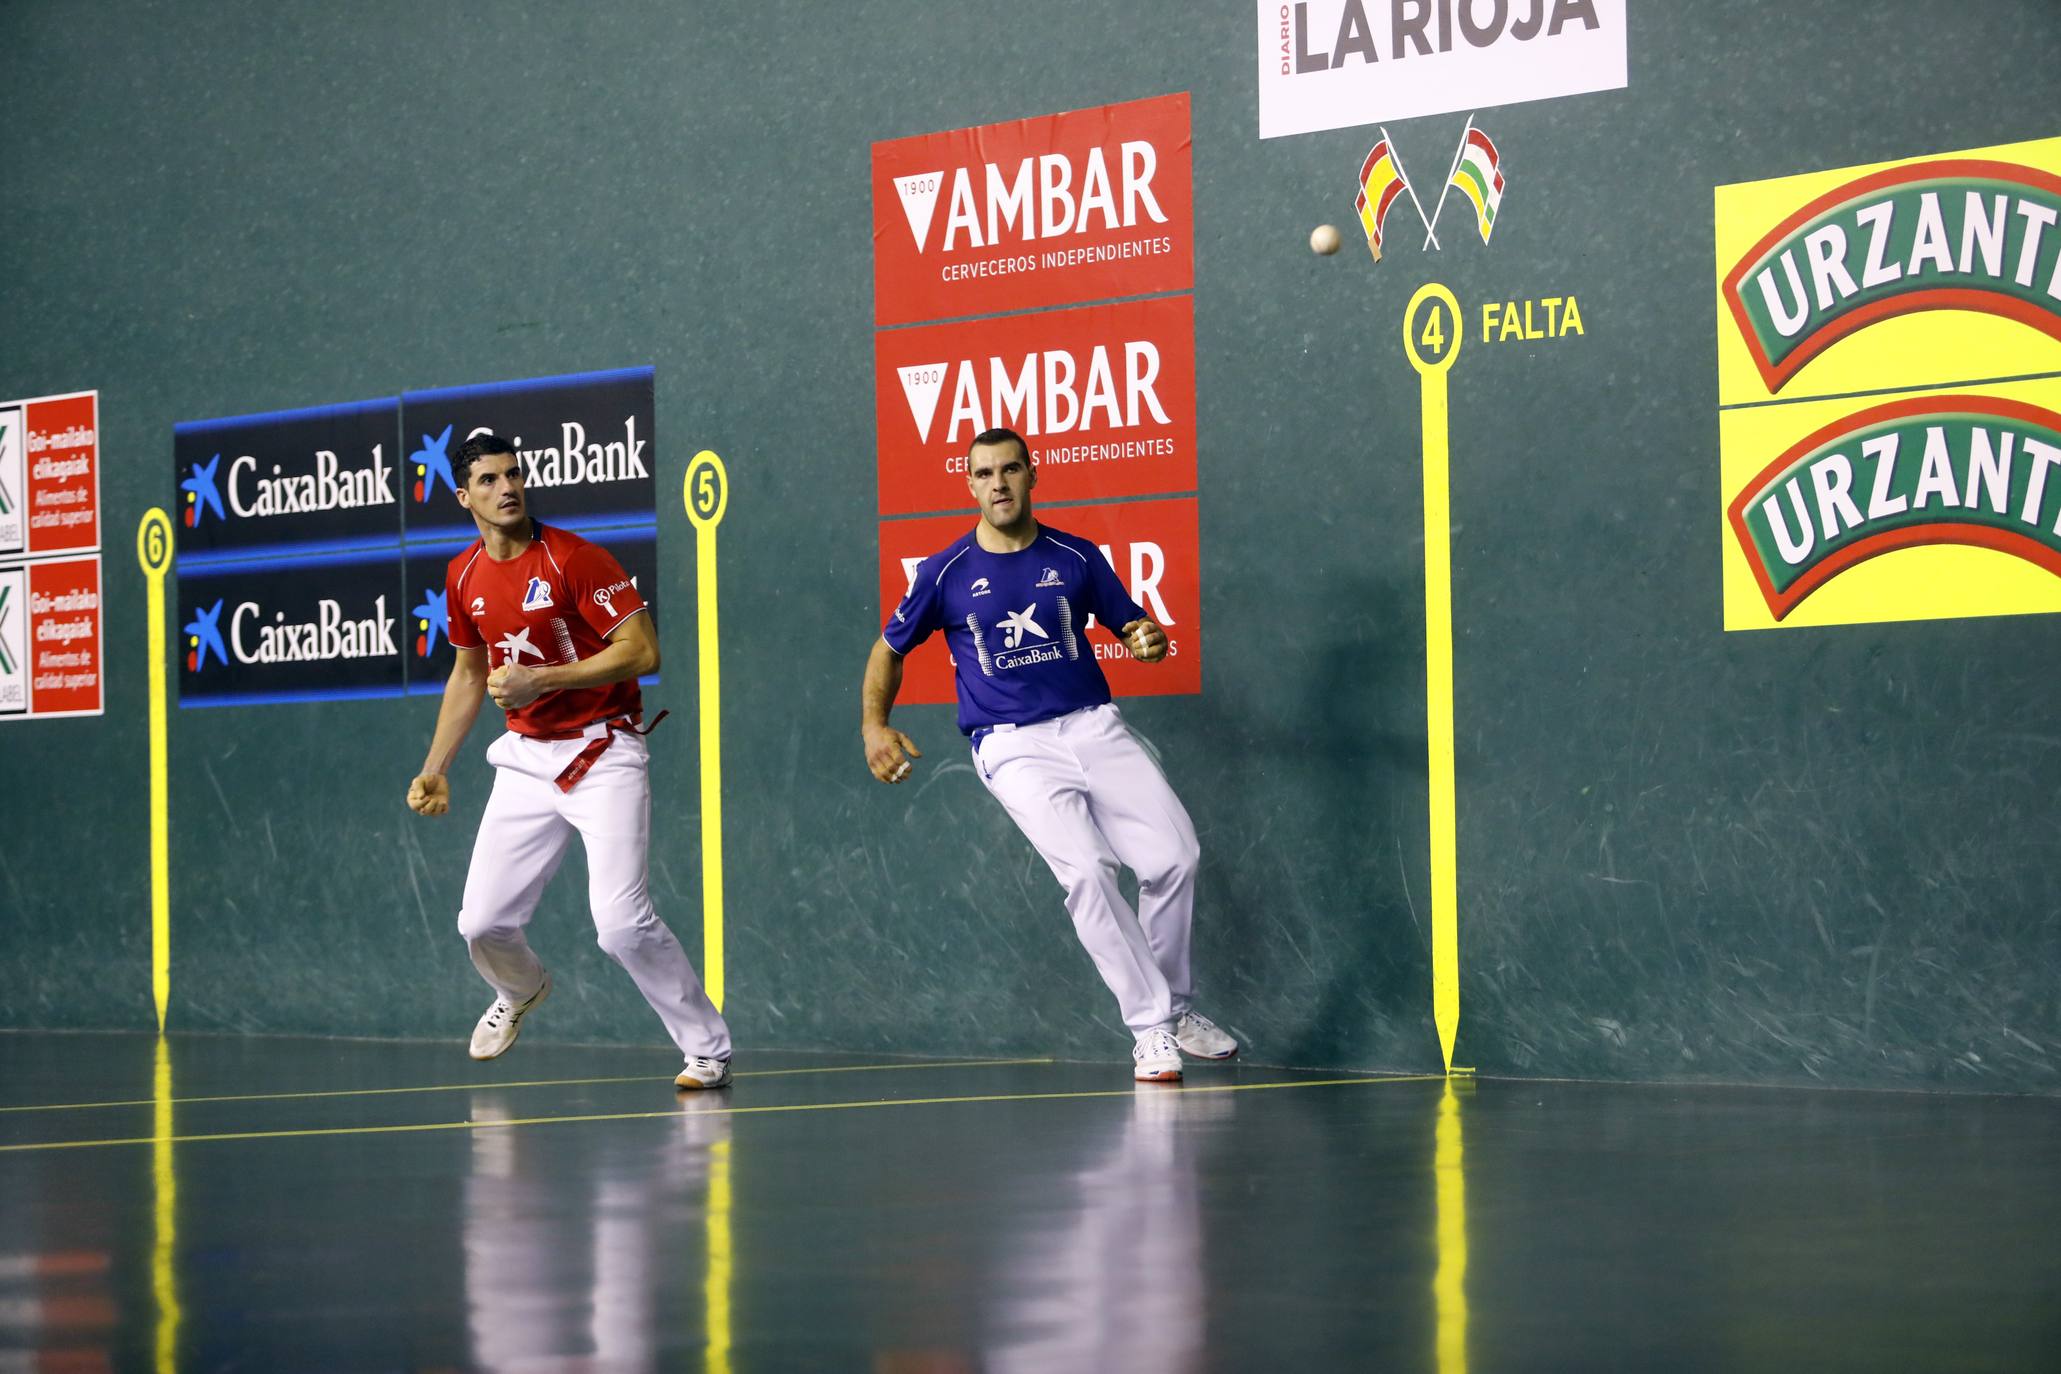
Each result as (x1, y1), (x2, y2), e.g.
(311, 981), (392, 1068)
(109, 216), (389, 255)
(172, 398), (401, 557)
(400, 368), (657, 538)
(1716, 135), (2061, 630)
(178, 559), (405, 706)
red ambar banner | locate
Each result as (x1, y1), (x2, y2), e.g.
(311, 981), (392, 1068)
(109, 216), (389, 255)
(26, 556), (103, 717)
(876, 497), (1201, 707)
(874, 295), (1198, 515)
(24, 393), (100, 556)
(871, 92), (1194, 327)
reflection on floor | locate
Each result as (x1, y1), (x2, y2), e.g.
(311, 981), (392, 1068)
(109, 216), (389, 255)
(0, 1031), (2056, 1372)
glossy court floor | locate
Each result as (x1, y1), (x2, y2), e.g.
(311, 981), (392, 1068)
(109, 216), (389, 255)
(1, 1033), (2057, 1372)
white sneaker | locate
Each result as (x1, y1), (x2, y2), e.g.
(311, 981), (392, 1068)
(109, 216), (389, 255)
(468, 971), (550, 1061)
(1174, 1010), (1238, 1060)
(675, 1056), (733, 1090)
(1133, 1028), (1183, 1083)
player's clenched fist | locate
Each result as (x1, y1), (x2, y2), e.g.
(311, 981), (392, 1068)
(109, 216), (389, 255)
(863, 724), (922, 784)
(407, 773), (451, 816)
(487, 663), (543, 710)
(1121, 618), (1168, 663)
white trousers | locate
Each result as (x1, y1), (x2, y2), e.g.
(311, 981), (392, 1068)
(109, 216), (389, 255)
(457, 727), (731, 1060)
(974, 704), (1199, 1035)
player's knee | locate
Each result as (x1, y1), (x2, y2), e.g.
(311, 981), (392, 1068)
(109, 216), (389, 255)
(592, 904), (659, 959)
(456, 905), (512, 945)
(1137, 836), (1199, 894)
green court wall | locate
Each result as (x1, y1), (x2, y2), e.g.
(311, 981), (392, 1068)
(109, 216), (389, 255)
(2, 1), (2057, 1093)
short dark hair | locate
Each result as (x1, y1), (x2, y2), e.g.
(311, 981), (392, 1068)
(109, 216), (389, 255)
(969, 427), (1030, 465)
(455, 433), (518, 488)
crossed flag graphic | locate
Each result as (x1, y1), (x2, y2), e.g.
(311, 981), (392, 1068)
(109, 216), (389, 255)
(1356, 116), (1506, 261)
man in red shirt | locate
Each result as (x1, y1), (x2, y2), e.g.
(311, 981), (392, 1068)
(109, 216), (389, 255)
(406, 434), (732, 1089)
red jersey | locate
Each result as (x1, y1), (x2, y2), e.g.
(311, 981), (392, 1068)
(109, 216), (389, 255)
(446, 522), (649, 738)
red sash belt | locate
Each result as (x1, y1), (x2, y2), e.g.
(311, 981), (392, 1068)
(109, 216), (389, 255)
(553, 710), (669, 793)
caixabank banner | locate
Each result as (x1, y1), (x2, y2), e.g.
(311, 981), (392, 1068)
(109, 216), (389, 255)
(174, 397), (405, 707)
(399, 366), (660, 694)
(173, 399), (400, 559)
(175, 368), (658, 706)
(878, 499), (1200, 703)
(400, 367), (657, 543)
(871, 92), (1194, 327)
(873, 295), (1198, 515)
(178, 551), (404, 706)
(1715, 135), (2061, 630)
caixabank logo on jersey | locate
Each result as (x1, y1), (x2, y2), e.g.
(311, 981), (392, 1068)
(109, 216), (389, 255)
(1716, 135), (2061, 630)
(173, 399), (401, 556)
(400, 367), (657, 540)
(178, 554), (403, 706)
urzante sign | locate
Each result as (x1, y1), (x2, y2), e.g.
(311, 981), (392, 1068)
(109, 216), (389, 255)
(1716, 136), (2061, 631)
(1256, 0), (1627, 139)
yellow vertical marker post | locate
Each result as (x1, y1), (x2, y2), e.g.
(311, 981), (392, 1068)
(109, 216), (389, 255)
(684, 452), (730, 1010)
(136, 510), (174, 1033)
(1403, 284), (1464, 1073)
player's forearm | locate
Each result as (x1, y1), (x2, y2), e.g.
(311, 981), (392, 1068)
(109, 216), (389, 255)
(421, 667), (487, 775)
(533, 634), (656, 694)
(861, 638), (904, 728)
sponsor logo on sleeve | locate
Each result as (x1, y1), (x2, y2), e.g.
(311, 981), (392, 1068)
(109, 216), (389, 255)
(593, 579), (633, 618)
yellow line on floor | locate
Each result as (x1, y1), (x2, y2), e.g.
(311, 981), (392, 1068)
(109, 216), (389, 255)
(0, 1074), (1444, 1154)
(0, 1057), (1058, 1115)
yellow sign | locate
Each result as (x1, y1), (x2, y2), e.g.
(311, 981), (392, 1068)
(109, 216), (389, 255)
(136, 509), (174, 1030)
(1715, 135), (2061, 630)
(683, 452), (729, 1007)
(1404, 283), (1463, 1073)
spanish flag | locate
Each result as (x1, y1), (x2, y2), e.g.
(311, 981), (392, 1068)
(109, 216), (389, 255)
(1449, 126), (1505, 244)
(1355, 137), (1411, 261)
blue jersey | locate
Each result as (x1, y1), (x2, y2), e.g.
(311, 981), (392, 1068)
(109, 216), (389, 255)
(883, 524), (1148, 736)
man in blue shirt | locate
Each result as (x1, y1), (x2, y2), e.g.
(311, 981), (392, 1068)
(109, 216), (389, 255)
(861, 427), (1236, 1081)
